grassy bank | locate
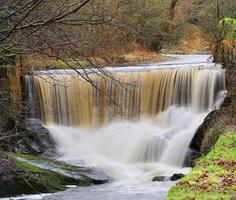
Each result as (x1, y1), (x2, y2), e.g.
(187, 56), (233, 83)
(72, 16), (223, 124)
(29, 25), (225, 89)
(167, 64), (236, 199)
(167, 130), (236, 200)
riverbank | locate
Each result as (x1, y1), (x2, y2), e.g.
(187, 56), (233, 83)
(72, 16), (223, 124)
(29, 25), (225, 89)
(0, 120), (110, 198)
(0, 152), (110, 197)
(167, 130), (236, 200)
(167, 62), (236, 200)
(21, 49), (167, 71)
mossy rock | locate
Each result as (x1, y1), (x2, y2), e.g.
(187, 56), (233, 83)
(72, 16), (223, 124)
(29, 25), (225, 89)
(0, 153), (110, 197)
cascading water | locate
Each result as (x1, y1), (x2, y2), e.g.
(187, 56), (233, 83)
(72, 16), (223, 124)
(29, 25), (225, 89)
(24, 55), (226, 200)
(25, 67), (225, 126)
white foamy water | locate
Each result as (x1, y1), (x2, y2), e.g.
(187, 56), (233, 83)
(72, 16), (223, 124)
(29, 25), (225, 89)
(41, 107), (214, 200)
(42, 109), (194, 200)
(47, 106), (207, 169)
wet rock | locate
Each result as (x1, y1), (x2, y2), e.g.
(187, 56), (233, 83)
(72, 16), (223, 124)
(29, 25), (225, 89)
(0, 118), (57, 157)
(14, 156), (111, 185)
(170, 173), (185, 181)
(190, 110), (218, 153)
(152, 173), (185, 182)
(187, 110), (221, 167)
(0, 154), (35, 197)
(80, 167), (111, 184)
(25, 118), (57, 157)
(152, 176), (169, 181)
(184, 149), (201, 167)
(0, 153), (111, 198)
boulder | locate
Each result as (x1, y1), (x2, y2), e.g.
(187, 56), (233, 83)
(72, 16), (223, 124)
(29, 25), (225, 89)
(0, 153), (111, 198)
(0, 118), (57, 157)
(152, 176), (169, 181)
(170, 173), (185, 181)
(24, 118), (57, 157)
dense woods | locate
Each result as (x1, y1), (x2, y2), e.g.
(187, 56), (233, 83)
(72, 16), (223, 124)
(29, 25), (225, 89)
(0, 0), (235, 67)
(0, 0), (181, 66)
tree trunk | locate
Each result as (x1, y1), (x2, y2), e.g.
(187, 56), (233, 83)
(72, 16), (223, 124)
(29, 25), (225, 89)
(170, 0), (179, 20)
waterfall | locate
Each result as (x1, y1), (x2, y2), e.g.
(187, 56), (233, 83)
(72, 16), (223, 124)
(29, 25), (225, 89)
(25, 67), (225, 127)
(24, 62), (226, 173)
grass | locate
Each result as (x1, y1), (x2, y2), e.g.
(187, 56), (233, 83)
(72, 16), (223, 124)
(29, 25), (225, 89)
(167, 130), (236, 200)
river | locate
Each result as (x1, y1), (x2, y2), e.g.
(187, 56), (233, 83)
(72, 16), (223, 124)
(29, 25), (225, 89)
(2, 54), (226, 200)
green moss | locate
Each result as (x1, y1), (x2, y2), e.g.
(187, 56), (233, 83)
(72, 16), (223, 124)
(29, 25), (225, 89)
(214, 18), (236, 64)
(167, 131), (236, 200)
(0, 155), (83, 197)
(15, 160), (81, 192)
(219, 18), (236, 45)
(17, 160), (44, 173)
(9, 153), (84, 172)
(4, 153), (97, 196)
(9, 153), (39, 160)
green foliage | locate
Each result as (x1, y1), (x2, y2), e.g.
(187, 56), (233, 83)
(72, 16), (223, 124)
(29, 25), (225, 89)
(167, 131), (236, 200)
(214, 17), (236, 64)
(197, 0), (236, 34)
(219, 18), (236, 45)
